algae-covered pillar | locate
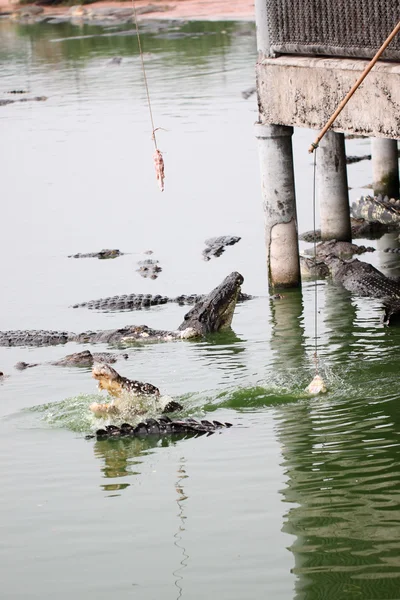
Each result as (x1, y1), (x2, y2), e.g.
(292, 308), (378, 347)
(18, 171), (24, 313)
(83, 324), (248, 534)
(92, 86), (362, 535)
(371, 138), (400, 198)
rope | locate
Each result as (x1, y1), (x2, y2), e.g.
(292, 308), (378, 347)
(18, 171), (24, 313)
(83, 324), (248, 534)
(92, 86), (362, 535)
(312, 148), (319, 375)
(132, 1), (158, 149)
(131, 1), (165, 191)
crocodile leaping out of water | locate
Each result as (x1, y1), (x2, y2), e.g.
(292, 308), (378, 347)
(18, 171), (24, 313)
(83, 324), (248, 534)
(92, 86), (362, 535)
(85, 417), (233, 440)
(90, 363), (183, 417)
(0, 271), (244, 347)
(323, 256), (400, 324)
(72, 290), (252, 311)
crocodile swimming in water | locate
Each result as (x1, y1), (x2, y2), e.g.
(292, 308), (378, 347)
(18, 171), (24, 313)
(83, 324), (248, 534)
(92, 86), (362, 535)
(72, 290), (252, 311)
(85, 417), (233, 440)
(202, 236), (241, 261)
(299, 218), (391, 243)
(136, 258), (162, 279)
(0, 271), (244, 347)
(300, 241), (374, 279)
(68, 249), (124, 259)
(351, 195), (400, 225)
(303, 240), (375, 259)
(14, 350), (128, 370)
(300, 194), (400, 243)
(323, 256), (400, 324)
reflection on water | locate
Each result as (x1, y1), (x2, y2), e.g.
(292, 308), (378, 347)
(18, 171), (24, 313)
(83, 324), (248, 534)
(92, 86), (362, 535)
(173, 457), (189, 600)
(94, 435), (176, 493)
(278, 393), (400, 599)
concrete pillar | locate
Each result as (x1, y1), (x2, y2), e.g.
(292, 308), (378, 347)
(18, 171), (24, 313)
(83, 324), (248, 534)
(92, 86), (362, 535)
(316, 131), (352, 241)
(254, 123), (301, 289)
(371, 138), (399, 198)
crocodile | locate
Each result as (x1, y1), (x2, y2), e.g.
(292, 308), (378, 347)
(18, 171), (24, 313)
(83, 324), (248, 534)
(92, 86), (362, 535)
(300, 256), (330, 279)
(0, 271), (244, 347)
(304, 240), (375, 259)
(242, 86), (256, 100)
(351, 195), (400, 225)
(14, 350), (128, 370)
(323, 256), (400, 324)
(202, 236), (241, 261)
(0, 96), (47, 107)
(300, 241), (374, 279)
(136, 259), (162, 279)
(72, 290), (252, 311)
(68, 249), (123, 259)
(90, 363), (183, 417)
(85, 417), (233, 440)
(299, 218), (391, 243)
(346, 154), (371, 164)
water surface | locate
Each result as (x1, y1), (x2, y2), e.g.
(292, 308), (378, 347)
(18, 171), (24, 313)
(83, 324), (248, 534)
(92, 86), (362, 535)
(1, 17), (400, 599)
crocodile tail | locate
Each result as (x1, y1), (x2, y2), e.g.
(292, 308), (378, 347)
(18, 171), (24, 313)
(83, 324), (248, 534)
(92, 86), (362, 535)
(86, 418), (233, 440)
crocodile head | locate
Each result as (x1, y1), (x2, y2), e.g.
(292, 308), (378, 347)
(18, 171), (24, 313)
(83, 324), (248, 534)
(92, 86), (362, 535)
(92, 363), (123, 396)
(300, 255), (330, 279)
(320, 254), (347, 278)
(178, 271), (244, 336)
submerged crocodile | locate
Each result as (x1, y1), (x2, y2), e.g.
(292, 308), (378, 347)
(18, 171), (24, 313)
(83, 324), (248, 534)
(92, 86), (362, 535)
(90, 363), (183, 417)
(304, 240), (375, 259)
(300, 256), (330, 279)
(323, 256), (400, 324)
(68, 249), (123, 259)
(72, 290), (252, 311)
(0, 96), (47, 107)
(14, 350), (128, 370)
(136, 258), (162, 279)
(351, 195), (400, 225)
(346, 154), (371, 164)
(299, 218), (391, 243)
(0, 271), (244, 347)
(300, 241), (374, 279)
(202, 236), (241, 261)
(86, 417), (233, 440)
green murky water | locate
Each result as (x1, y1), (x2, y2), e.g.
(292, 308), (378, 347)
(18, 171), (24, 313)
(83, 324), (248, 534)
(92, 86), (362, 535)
(1, 16), (400, 599)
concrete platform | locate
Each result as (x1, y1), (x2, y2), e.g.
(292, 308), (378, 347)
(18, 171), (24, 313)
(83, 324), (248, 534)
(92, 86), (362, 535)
(256, 56), (400, 139)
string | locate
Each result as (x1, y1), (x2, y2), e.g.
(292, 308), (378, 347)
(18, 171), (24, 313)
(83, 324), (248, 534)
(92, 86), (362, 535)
(312, 148), (319, 375)
(132, 1), (158, 149)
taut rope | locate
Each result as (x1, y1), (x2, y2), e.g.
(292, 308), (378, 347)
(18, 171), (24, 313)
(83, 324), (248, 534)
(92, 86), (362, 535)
(312, 148), (319, 376)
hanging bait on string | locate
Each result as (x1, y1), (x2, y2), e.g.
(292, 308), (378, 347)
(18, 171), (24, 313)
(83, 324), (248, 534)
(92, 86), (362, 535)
(153, 148), (165, 192)
(305, 374), (327, 395)
(132, 2), (166, 192)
